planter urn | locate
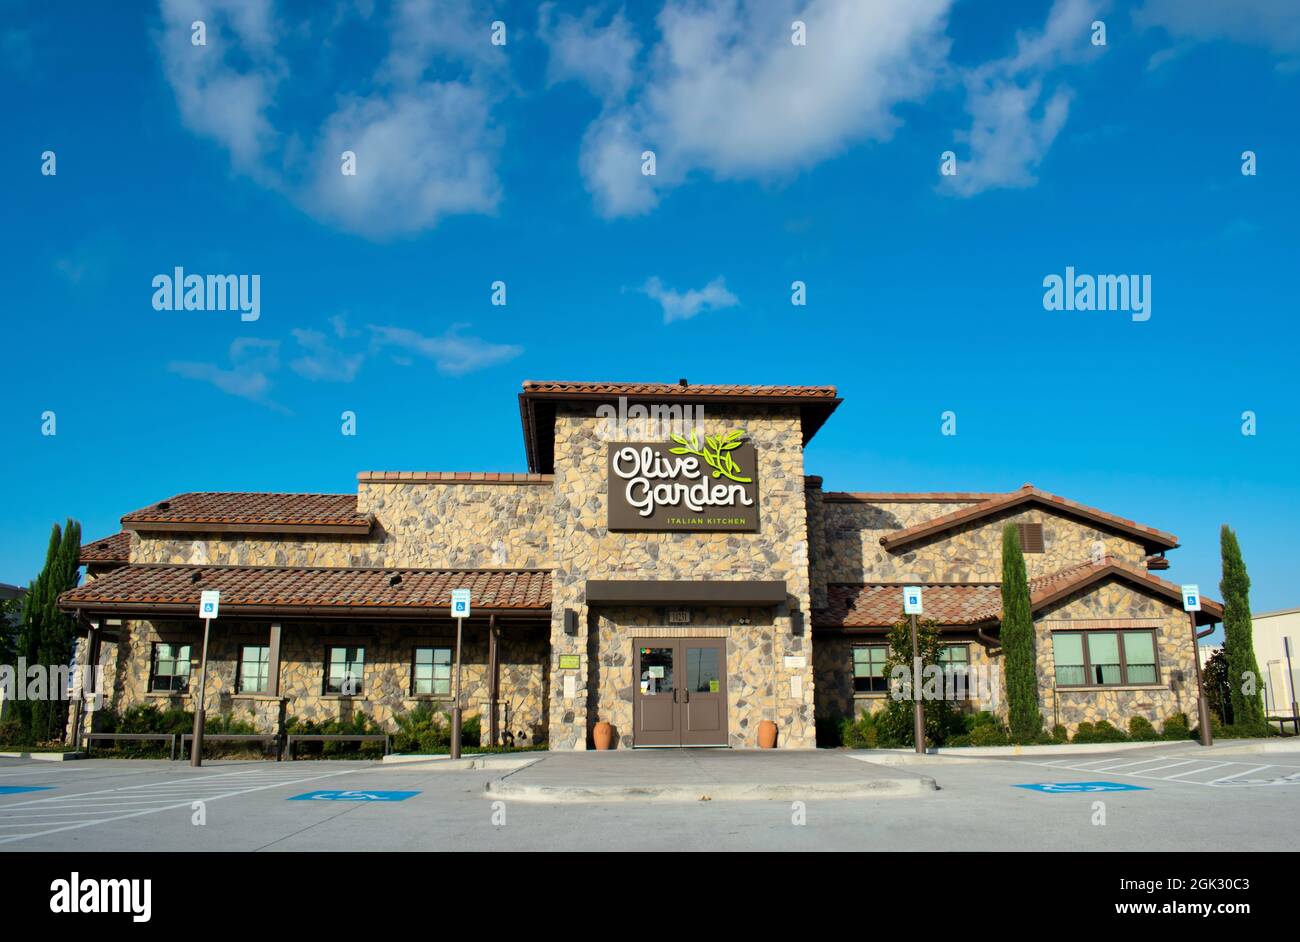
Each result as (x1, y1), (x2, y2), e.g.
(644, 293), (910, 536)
(757, 720), (778, 749)
(593, 721), (614, 750)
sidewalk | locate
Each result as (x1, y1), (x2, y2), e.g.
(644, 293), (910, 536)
(484, 749), (937, 802)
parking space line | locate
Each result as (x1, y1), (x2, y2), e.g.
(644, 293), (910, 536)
(1127, 760), (1201, 776)
(1161, 762), (1231, 780)
(1085, 757), (1176, 772)
(1209, 765), (1271, 783)
(0, 767), (360, 845)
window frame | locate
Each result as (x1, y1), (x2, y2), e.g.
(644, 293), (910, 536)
(237, 644), (271, 694)
(323, 644), (366, 696)
(149, 641), (193, 694)
(1052, 629), (1161, 688)
(410, 645), (453, 698)
(938, 642), (972, 699)
(851, 642), (890, 695)
(1017, 522), (1045, 553)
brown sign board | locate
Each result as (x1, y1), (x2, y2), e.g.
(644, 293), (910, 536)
(607, 437), (760, 532)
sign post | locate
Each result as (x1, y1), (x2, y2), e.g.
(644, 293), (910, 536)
(1284, 637), (1298, 735)
(191, 590), (220, 767)
(450, 589), (471, 760)
(1181, 584), (1212, 747)
(903, 587), (926, 755)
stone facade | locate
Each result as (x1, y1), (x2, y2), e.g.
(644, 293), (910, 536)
(87, 618), (548, 745)
(66, 383), (1208, 750)
(820, 497), (1148, 584)
(547, 403), (816, 750)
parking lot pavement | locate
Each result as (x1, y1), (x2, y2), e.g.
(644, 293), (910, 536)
(2, 746), (1295, 852)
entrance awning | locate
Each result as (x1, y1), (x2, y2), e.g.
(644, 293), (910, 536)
(585, 579), (787, 606)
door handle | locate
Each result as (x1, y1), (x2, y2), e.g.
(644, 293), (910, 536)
(682, 689), (690, 703)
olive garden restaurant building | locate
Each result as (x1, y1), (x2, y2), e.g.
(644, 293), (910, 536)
(61, 381), (1223, 750)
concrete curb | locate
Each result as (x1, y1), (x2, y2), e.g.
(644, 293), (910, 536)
(849, 740), (1192, 762)
(483, 776), (938, 803)
(0, 751), (84, 762)
(381, 754), (543, 772)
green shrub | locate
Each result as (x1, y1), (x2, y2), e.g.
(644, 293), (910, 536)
(1072, 720), (1128, 744)
(284, 711), (387, 758)
(388, 704), (484, 754)
(968, 722), (1011, 747)
(840, 710), (880, 749)
(1160, 713), (1191, 741)
(1213, 720), (1273, 740)
(1052, 724), (1069, 743)
(1127, 716), (1160, 741)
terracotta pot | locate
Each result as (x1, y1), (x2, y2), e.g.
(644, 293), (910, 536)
(593, 721), (614, 750)
(757, 720), (778, 749)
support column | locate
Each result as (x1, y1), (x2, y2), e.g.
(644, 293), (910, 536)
(267, 622), (282, 697)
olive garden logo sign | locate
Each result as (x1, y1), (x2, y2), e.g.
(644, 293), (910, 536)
(608, 429), (759, 531)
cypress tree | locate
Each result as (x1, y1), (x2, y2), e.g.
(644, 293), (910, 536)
(1001, 523), (1042, 739)
(1219, 525), (1264, 728)
(17, 521), (81, 743)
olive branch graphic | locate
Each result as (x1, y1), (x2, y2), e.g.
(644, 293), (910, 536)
(668, 428), (752, 483)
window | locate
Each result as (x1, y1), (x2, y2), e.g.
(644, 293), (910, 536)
(412, 647), (451, 696)
(1052, 630), (1159, 687)
(852, 644), (888, 694)
(150, 643), (192, 693)
(238, 645), (271, 694)
(1017, 522), (1045, 553)
(938, 644), (971, 697)
(325, 646), (365, 695)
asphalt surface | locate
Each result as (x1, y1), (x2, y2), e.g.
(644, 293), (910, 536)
(0, 743), (1295, 851)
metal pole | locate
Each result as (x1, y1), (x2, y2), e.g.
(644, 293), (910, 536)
(1284, 637), (1298, 735)
(1189, 611), (1212, 747)
(450, 616), (464, 760)
(910, 613), (926, 754)
(190, 617), (212, 767)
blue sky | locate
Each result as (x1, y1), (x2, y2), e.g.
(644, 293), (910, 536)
(2, 0), (1298, 627)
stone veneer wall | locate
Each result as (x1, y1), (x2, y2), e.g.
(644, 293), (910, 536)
(819, 498), (1148, 586)
(814, 579), (1198, 736)
(130, 479), (553, 570)
(89, 619), (549, 745)
(1035, 580), (1198, 734)
(591, 605), (792, 748)
(813, 632), (1003, 723)
(548, 402), (816, 750)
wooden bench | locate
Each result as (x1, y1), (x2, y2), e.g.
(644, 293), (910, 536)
(285, 734), (390, 760)
(178, 733), (282, 761)
(85, 732), (179, 760)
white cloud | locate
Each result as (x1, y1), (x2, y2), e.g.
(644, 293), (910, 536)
(367, 323), (523, 375)
(156, 0), (505, 239)
(168, 338), (288, 411)
(942, 0), (1105, 198)
(641, 276), (739, 324)
(289, 320), (365, 382)
(1134, 0), (1300, 56)
(561, 0), (953, 217)
(538, 3), (641, 103)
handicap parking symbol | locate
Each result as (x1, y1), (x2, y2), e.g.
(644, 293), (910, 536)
(1015, 781), (1150, 793)
(0, 785), (54, 795)
(288, 789), (419, 802)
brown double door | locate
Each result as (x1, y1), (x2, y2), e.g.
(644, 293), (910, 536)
(633, 638), (728, 747)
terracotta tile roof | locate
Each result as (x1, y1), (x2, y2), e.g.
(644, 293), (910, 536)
(58, 565), (551, 616)
(817, 556), (1222, 630)
(121, 493), (372, 534)
(357, 472), (553, 484)
(824, 491), (999, 503)
(878, 484), (1178, 552)
(520, 381), (838, 400)
(518, 380), (842, 473)
(817, 583), (1002, 629)
(79, 532), (130, 565)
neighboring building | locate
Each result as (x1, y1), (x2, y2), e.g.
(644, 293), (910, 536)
(58, 381), (1224, 749)
(1251, 607), (1300, 721)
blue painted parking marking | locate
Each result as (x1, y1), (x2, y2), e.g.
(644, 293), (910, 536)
(0, 786), (54, 795)
(288, 789), (419, 802)
(1015, 781), (1150, 793)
